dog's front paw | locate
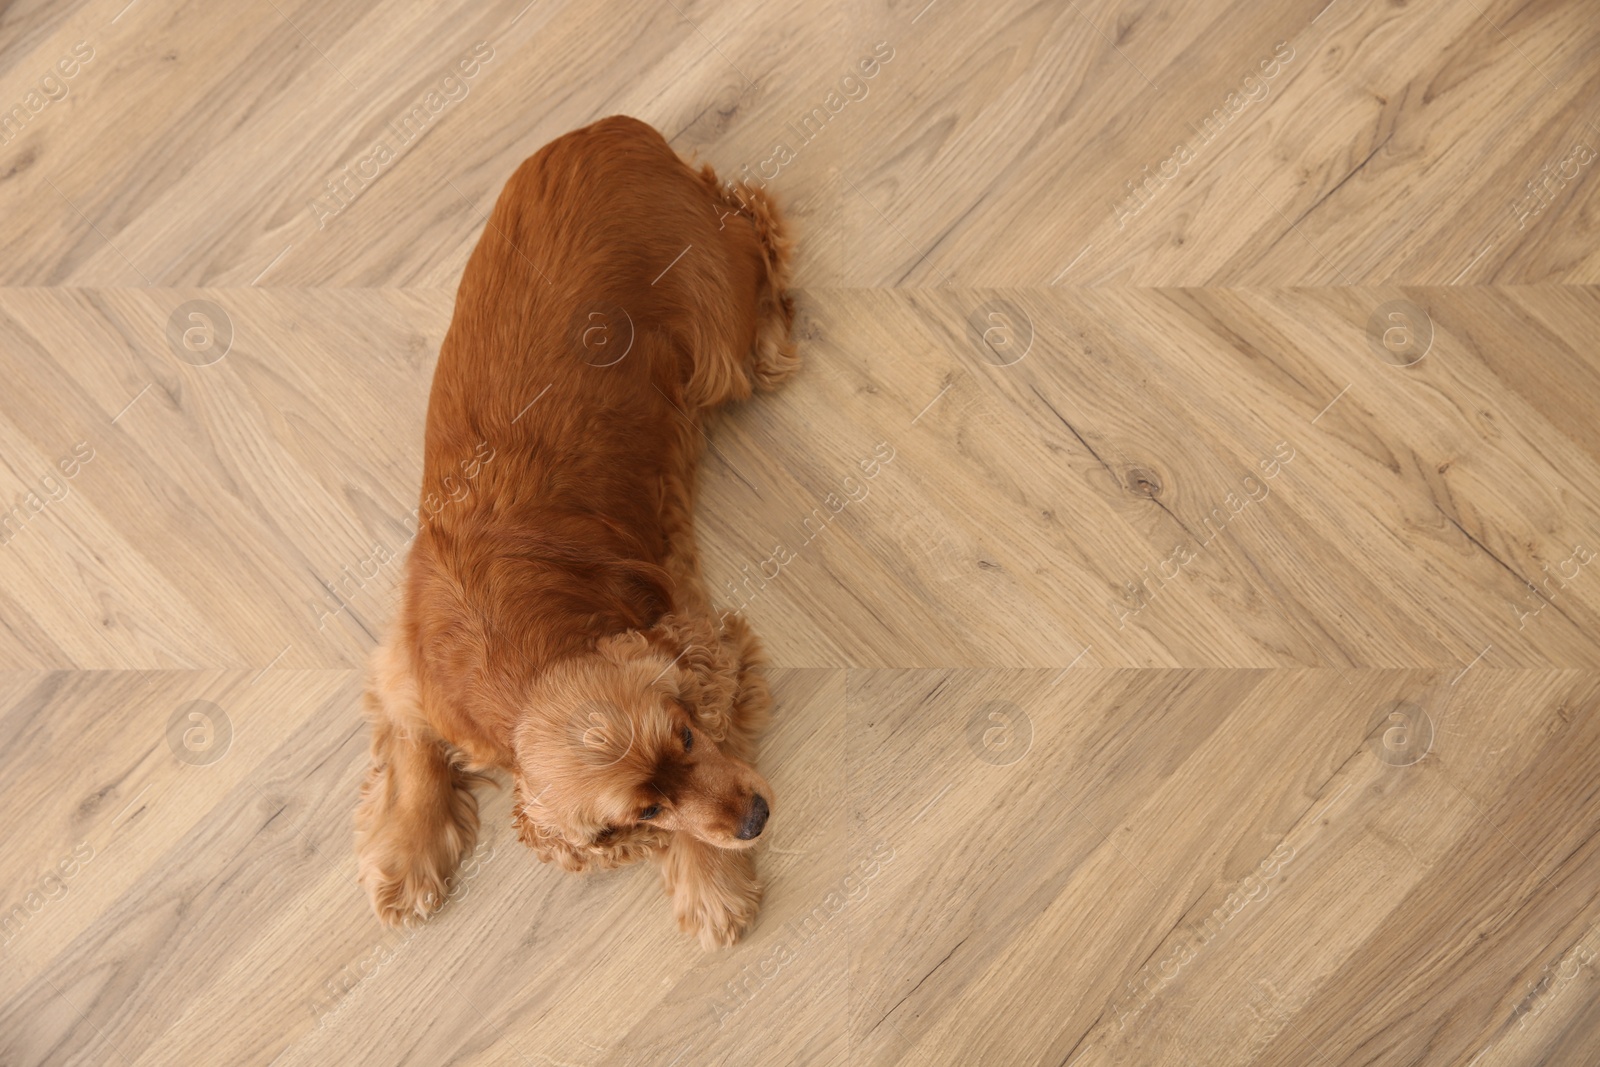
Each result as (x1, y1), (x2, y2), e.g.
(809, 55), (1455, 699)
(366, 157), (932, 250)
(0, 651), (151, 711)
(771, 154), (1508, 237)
(356, 770), (478, 927)
(669, 846), (763, 949)
(675, 876), (762, 949)
(362, 854), (453, 928)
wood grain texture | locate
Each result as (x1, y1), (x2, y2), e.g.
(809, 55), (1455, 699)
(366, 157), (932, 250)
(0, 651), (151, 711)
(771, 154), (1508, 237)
(1, 0), (1598, 1064)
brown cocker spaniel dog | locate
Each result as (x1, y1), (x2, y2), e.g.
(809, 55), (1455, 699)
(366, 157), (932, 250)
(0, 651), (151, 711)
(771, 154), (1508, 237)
(354, 115), (796, 948)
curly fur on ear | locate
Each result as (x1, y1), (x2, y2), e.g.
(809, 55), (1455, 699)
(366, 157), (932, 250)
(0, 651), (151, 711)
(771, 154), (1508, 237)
(629, 611), (748, 742)
(712, 612), (770, 764)
(512, 774), (666, 871)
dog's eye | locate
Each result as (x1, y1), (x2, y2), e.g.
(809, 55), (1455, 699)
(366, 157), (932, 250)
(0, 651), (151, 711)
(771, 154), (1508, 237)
(682, 727), (694, 752)
(639, 805), (661, 821)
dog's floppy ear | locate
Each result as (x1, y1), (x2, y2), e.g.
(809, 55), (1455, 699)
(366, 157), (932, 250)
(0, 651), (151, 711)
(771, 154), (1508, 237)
(512, 776), (666, 871)
(595, 620), (737, 740)
(640, 611), (742, 742)
(512, 774), (596, 872)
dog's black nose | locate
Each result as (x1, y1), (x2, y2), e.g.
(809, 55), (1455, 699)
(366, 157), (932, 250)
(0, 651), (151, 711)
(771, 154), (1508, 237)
(736, 794), (769, 840)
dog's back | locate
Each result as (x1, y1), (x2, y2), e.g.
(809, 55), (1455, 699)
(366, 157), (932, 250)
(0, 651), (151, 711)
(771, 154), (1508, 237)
(399, 116), (790, 759)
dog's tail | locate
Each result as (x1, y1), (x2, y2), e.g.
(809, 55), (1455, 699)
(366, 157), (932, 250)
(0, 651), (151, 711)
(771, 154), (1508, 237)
(701, 168), (799, 391)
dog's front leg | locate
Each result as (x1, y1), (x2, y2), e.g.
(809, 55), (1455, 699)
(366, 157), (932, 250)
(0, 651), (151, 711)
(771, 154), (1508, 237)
(657, 832), (763, 949)
(355, 640), (483, 926)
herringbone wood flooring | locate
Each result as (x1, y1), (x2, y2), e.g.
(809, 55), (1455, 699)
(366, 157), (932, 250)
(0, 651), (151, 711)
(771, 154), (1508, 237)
(2, 0), (1599, 1064)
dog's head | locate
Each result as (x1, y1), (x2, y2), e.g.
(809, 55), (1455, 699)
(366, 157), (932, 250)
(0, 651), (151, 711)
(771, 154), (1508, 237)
(512, 629), (771, 865)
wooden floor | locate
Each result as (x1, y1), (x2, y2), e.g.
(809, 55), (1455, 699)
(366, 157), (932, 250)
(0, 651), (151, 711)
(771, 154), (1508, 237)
(1, 0), (1598, 1064)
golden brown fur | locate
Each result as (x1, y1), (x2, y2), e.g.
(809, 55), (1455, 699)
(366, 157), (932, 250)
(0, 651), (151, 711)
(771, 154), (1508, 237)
(354, 115), (796, 948)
